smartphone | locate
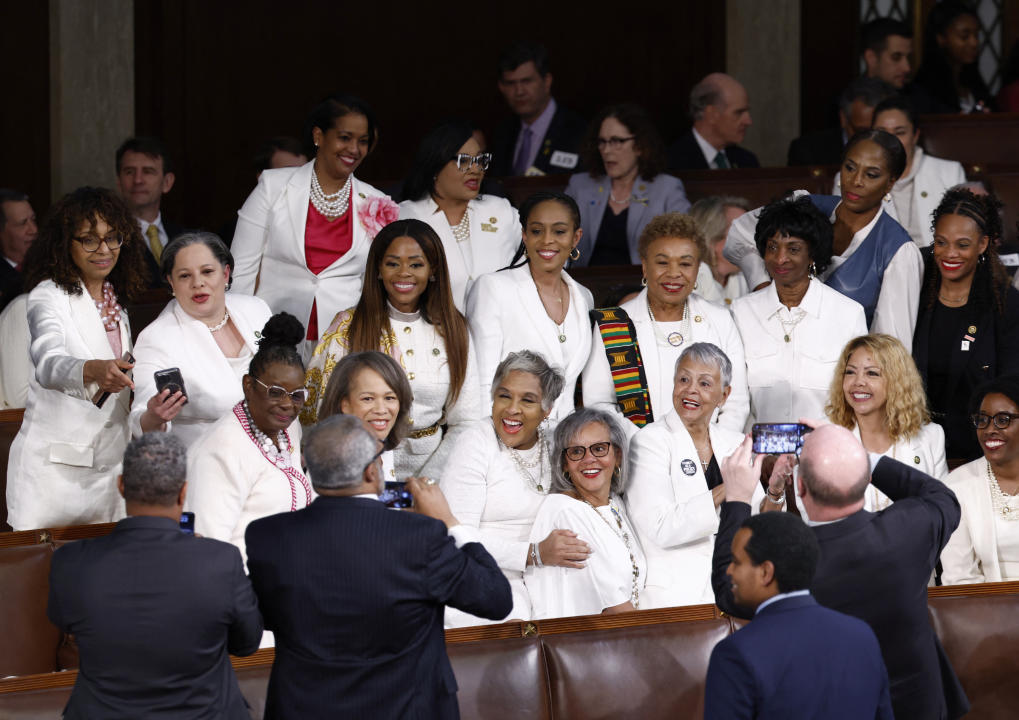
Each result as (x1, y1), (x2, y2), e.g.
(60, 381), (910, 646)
(179, 511), (195, 534)
(380, 481), (413, 509)
(93, 351), (135, 408)
(751, 423), (811, 455)
(154, 367), (189, 405)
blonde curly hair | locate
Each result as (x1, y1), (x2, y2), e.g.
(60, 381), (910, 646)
(825, 334), (930, 442)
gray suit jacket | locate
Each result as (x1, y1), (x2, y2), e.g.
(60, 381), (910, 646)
(565, 172), (691, 267)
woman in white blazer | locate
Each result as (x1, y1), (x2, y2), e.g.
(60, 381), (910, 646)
(565, 103), (690, 267)
(231, 95), (397, 347)
(942, 377), (1019, 584)
(825, 334), (948, 512)
(833, 96), (967, 247)
(582, 213), (749, 439)
(467, 192), (593, 426)
(130, 233), (271, 450)
(731, 197), (868, 427)
(398, 120), (521, 311)
(626, 343), (771, 608)
(7, 188), (151, 530)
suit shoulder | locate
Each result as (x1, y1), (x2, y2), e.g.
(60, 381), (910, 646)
(475, 194), (516, 216)
(565, 172), (598, 194)
(228, 292), (272, 318)
(353, 177), (391, 200)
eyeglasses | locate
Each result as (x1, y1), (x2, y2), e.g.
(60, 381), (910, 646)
(453, 153), (492, 172)
(596, 136), (635, 150)
(73, 234), (125, 253)
(564, 442), (613, 462)
(971, 412), (1019, 429)
(253, 377), (309, 405)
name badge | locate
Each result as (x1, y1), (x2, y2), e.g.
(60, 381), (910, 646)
(680, 459), (697, 476)
(1001, 253), (1019, 267)
(549, 151), (579, 169)
(481, 223), (498, 233)
(961, 340), (970, 351)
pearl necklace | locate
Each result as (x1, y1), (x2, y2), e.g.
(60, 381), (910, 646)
(234, 401), (312, 511)
(500, 434), (549, 494)
(93, 281), (122, 332)
(207, 310), (230, 333)
(647, 299), (689, 347)
(775, 306), (807, 343)
(243, 400), (287, 461)
(310, 170), (351, 219)
(450, 208), (470, 243)
(582, 497), (640, 608)
(987, 462), (1019, 521)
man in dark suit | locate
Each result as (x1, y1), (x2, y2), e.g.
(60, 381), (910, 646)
(713, 425), (970, 720)
(0, 189), (38, 311)
(787, 77), (894, 166)
(705, 512), (893, 719)
(115, 136), (185, 286)
(47, 433), (262, 719)
(667, 73), (759, 172)
(490, 41), (586, 177)
(246, 415), (512, 720)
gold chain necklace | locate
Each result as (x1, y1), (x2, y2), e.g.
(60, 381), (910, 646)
(581, 497), (640, 608)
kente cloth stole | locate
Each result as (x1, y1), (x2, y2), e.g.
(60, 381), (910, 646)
(590, 307), (654, 427)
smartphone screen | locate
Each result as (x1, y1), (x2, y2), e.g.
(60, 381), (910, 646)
(380, 481), (413, 509)
(751, 423), (810, 455)
(179, 511), (195, 534)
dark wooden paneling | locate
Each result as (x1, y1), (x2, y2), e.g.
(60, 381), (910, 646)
(133, 0), (726, 232)
(799, 0), (859, 135)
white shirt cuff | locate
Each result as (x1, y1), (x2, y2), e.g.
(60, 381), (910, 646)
(448, 523), (481, 549)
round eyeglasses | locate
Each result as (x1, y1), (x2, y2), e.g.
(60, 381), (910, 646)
(971, 412), (1019, 430)
(253, 377), (309, 405)
(73, 234), (125, 253)
(564, 442), (613, 462)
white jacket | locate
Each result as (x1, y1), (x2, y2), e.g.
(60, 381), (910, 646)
(0, 294), (30, 408)
(850, 422), (948, 511)
(941, 457), (1008, 584)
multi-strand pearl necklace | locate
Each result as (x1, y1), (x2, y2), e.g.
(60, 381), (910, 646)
(987, 462), (1019, 521)
(94, 281), (122, 332)
(451, 209), (470, 243)
(775, 307), (808, 343)
(310, 171), (351, 219)
(583, 497), (640, 608)
(500, 435), (549, 494)
(242, 400), (287, 464)
(234, 401), (312, 511)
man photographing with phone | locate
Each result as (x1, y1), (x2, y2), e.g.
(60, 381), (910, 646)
(245, 414), (512, 719)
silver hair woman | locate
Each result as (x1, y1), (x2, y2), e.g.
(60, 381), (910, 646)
(524, 407), (647, 619)
(690, 196), (751, 306)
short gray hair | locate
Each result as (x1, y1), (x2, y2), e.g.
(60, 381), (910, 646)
(549, 408), (629, 496)
(689, 196), (751, 243)
(675, 342), (732, 388)
(303, 415), (378, 490)
(689, 77), (724, 122)
(490, 350), (565, 413)
(122, 433), (187, 505)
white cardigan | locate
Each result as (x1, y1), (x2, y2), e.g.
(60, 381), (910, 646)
(399, 194), (521, 312)
(230, 160), (390, 338)
(129, 293), (271, 449)
(7, 280), (132, 530)
(941, 457), (1010, 584)
(625, 411), (764, 607)
(466, 264), (594, 425)
(581, 289), (749, 438)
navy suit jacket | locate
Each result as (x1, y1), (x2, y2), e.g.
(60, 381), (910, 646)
(705, 594), (893, 719)
(490, 103), (587, 177)
(141, 218), (187, 288)
(245, 496), (512, 720)
(47, 516), (262, 720)
(712, 457), (969, 720)
(0, 258), (22, 312)
(667, 129), (759, 173)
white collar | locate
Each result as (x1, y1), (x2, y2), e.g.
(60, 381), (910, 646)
(353, 492), (381, 502)
(764, 277), (823, 319)
(692, 127), (723, 167)
(755, 589), (811, 615)
(804, 516), (845, 527)
(827, 203), (884, 261)
(136, 212), (163, 232)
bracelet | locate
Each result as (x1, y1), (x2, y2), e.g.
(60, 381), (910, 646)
(531, 542), (544, 568)
(766, 488), (787, 506)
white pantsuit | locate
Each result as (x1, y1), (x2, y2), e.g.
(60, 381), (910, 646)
(851, 423), (948, 512)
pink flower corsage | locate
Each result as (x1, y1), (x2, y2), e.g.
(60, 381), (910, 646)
(357, 196), (400, 238)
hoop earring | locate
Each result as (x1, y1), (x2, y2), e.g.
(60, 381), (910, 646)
(641, 276), (647, 287)
(569, 247), (581, 261)
(809, 262), (817, 278)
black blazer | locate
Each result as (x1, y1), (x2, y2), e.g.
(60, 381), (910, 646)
(0, 259), (22, 312)
(712, 457), (969, 720)
(667, 129), (760, 173)
(787, 126), (844, 167)
(490, 103), (587, 177)
(245, 496), (512, 720)
(47, 516), (262, 719)
(913, 249), (1019, 460)
(140, 219), (187, 288)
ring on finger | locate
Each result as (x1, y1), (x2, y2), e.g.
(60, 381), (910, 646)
(424, 478), (437, 486)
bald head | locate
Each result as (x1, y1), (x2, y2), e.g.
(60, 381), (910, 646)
(799, 424), (870, 514)
(690, 73), (751, 149)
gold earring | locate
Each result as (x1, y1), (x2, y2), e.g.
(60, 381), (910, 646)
(569, 247), (581, 261)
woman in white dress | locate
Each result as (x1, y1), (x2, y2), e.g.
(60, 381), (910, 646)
(731, 196), (868, 426)
(582, 212), (749, 438)
(942, 376), (1019, 584)
(130, 232), (272, 449)
(441, 351), (593, 626)
(304, 219), (480, 479)
(187, 313), (312, 566)
(527, 407), (646, 618)
(7, 187), (150, 530)
(825, 333), (948, 512)
(399, 120), (521, 311)
(316, 351), (413, 485)
(627, 343), (773, 609)
(690, 196), (751, 307)
(467, 192), (593, 425)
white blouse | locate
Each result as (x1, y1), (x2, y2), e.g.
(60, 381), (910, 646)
(526, 493), (647, 619)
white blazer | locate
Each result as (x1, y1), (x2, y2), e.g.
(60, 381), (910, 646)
(941, 457), (1007, 585)
(466, 264), (594, 425)
(6, 280), (132, 530)
(625, 411), (764, 607)
(130, 293), (271, 449)
(0, 294), (30, 408)
(581, 289), (749, 438)
(230, 160), (391, 338)
(399, 194), (521, 312)
(850, 423), (947, 511)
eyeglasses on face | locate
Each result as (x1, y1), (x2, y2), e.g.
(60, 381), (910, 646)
(596, 136), (635, 150)
(971, 411), (1019, 429)
(253, 377), (309, 405)
(453, 152), (492, 172)
(564, 441), (613, 462)
(73, 234), (125, 253)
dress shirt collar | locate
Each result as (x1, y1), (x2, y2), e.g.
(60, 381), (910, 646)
(353, 492), (381, 501)
(137, 212), (164, 235)
(3, 255), (15, 268)
(764, 276), (823, 319)
(827, 202), (884, 260)
(692, 127), (724, 168)
(804, 516), (845, 527)
(755, 589), (811, 615)
(522, 97), (557, 137)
